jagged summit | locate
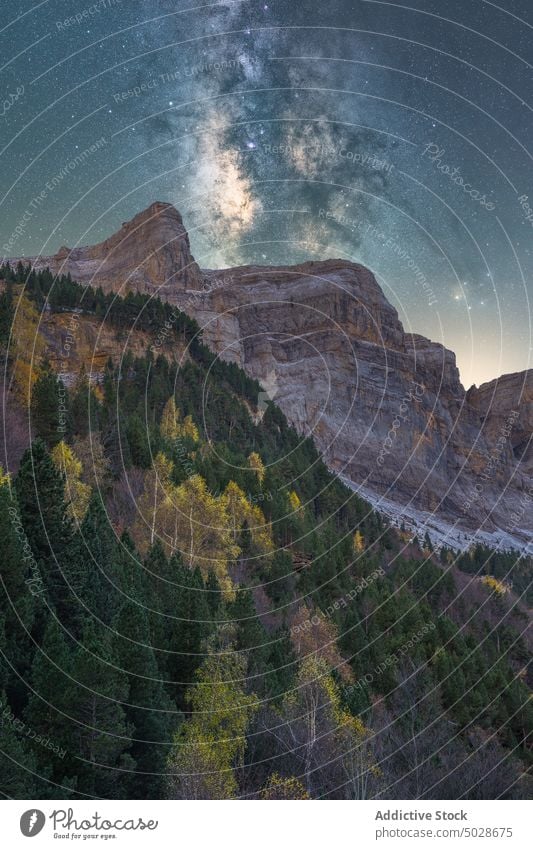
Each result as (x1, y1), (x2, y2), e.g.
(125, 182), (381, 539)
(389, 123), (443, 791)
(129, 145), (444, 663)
(11, 201), (203, 295)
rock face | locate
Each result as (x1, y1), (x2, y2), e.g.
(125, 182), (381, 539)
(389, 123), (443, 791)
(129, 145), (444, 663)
(14, 203), (533, 547)
(195, 264), (532, 547)
(467, 372), (533, 480)
(13, 202), (203, 296)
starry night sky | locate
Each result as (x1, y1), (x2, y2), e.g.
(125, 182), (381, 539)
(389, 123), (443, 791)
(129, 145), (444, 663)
(1, 0), (531, 387)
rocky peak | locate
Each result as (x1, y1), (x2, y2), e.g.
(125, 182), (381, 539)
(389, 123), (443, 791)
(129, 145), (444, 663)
(11, 201), (203, 295)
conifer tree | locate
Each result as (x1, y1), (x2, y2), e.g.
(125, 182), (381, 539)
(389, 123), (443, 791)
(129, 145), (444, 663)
(114, 596), (174, 798)
(14, 441), (72, 622)
(0, 693), (38, 798)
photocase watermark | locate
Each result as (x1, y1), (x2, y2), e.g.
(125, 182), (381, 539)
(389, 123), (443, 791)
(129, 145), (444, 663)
(49, 808), (158, 834)
(1, 84), (24, 119)
(347, 621), (436, 693)
(112, 59), (241, 104)
(376, 382), (426, 467)
(173, 435), (195, 478)
(370, 227), (438, 307)
(55, 0), (122, 31)
(2, 137), (108, 256)
(517, 194), (533, 229)
(462, 409), (519, 513)
(290, 567), (385, 635)
(421, 143), (496, 211)
(20, 810), (46, 837)
(8, 505), (45, 597)
(210, 487), (273, 505)
(2, 706), (66, 759)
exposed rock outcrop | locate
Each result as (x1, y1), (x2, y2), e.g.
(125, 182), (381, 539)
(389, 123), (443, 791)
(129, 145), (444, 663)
(12, 203), (532, 548)
(13, 201), (203, 296)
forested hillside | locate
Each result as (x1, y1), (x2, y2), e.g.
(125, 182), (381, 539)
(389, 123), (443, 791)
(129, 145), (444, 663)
(0, 263), (531, 800)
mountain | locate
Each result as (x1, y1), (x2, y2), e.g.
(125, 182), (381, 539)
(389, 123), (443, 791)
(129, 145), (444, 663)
(18, 201), (203, 295)
(12, 202), (532, 550)
(1, 227), (531, 802)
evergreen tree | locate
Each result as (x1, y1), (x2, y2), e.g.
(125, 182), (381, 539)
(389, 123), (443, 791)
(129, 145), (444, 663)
(114, 597), (175, 798)
(0, 473), (35, 710)
(0, 693), (38, 798)
(14, 441), (72, 623)
(0, 278), (14, 345)
(68, 620), (133, 797)
(170, 560), (212, 708)
(24, 616), (74, 784)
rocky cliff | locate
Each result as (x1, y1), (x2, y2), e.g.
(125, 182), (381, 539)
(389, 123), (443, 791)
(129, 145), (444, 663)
(12, 203), (532, 549)
(16, 201), (203, 296)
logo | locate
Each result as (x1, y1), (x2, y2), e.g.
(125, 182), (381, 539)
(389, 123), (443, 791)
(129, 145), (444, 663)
(20, 810), (46, 837)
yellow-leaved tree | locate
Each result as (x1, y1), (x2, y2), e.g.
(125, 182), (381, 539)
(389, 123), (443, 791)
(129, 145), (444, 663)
(167, 652), (259, 799)
(280, 654), (378, 799)
(247, 451), (265, 485)
(180, 414), (199, 442)
(160, 396), (199, 442)
(134, 451), (175, 550)
(160, 396), (180, 441)
(172, 474), (239, 597)
(134, 457), (240, 597)
(222, 480), (273, 556)
(353, 529), (365, 554)
(261, 773), (310, 799)
(481, 575), (510, 596)
(10, 294), (46, 403)
(51, 441), (91, 522)
(288, 489), (303, 514)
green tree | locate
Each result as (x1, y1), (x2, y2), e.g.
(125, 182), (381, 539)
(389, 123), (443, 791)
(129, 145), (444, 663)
(14, 441), (72, 623)
(167, 651), (259, 799)
(69, 620), (134, 797)
(0, 278), (14, 345)
(0, 693), (38, 798)
(114, 596), (175, 798)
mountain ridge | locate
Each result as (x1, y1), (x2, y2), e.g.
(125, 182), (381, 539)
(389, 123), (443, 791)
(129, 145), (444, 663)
(9, 201), (532, 550)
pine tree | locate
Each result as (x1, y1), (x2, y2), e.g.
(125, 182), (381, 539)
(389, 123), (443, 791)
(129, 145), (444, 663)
(0, 278), (14, 345)
(0, 693), (38, 798)
(126, 413), (151, 468)
(24, 616), (74, 783)
(74, 493), (122, 626)
(170, 562), (212, 708)
(14, 441), (72, 622)
(113, 596), (175, 798)
(229, 588), (270, 684)
(69, 620), (133, 797)
(0, 472), (35, 710)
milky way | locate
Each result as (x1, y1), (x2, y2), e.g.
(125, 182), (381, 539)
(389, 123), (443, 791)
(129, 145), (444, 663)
(1, 0), (532, 385)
